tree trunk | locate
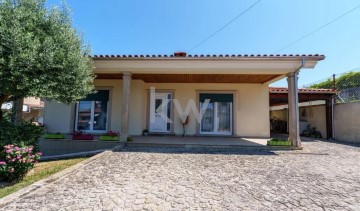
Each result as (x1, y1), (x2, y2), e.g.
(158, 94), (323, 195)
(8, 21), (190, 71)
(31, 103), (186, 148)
(0, 109), (3, 124)
(12, 98), (24, 125)
(0, 94), (10, 124)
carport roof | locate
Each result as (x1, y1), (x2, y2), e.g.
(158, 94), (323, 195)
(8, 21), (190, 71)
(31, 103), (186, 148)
(270, 87), (337, 94)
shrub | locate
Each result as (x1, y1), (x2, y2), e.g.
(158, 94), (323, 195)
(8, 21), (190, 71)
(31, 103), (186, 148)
(0, 145), (42, 181)
(0, 119), (43, 152)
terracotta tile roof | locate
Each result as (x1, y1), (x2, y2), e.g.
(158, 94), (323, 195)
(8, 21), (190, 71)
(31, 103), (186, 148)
(93, 53), (325, 60)
(270, 87), (337, 94)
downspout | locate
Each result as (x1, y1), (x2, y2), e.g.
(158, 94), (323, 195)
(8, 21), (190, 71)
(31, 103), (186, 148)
(296, 59), (305, 75)
(332, 96), (335, 139)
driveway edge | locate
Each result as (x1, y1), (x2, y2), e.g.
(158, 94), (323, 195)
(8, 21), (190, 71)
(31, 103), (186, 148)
(0, 150), (113, 209)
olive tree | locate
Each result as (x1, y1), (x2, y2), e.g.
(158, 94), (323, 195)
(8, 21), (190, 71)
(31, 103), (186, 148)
(0, 0), (94, 122)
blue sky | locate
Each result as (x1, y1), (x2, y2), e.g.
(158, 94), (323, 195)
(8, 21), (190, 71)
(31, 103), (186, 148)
(47, 0), (360, 87)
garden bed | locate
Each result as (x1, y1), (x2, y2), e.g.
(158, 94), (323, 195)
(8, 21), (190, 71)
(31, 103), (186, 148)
(43, 134), (65, 139)
(99, 136), (119, 141)
(72, 134), (94, 140)
(267, 139), (291, 146)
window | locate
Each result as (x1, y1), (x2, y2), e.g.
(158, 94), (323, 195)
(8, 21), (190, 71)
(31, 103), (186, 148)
(200, 94), (233, 135)
(75, 90), (109, 132)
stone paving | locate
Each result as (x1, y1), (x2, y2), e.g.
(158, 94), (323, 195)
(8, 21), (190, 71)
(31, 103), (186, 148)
(2, 140), (360, 210)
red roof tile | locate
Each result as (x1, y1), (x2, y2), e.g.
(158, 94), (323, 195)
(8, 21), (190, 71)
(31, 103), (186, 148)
(92, 53), (325, 60)
(269, 87), (336, 94)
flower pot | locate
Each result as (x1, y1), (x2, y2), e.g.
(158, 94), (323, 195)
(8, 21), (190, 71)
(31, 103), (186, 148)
(99, 136), (119, 141)
(43, 134), (65, 139)
(267, 140), (291, 146)
(72, 134), (94, 140)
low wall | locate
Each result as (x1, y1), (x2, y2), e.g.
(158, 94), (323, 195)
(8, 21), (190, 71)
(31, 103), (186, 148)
(334, 102), (360, 143)
(39, 139), (121, 156)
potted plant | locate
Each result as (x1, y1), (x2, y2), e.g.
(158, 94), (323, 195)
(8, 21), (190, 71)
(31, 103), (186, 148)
(267, 138), (291, 146)
(142, 129), (149, 136)
(100, 131), (120, 141)
(181, 116), (189, 137)
(72, 131), (94, 140)
(127, 136), (134, 142)
(43, 132), (65, 139)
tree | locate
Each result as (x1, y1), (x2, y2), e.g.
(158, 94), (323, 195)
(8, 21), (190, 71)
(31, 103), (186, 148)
(310, 71), (360, 89)
(0, 0), (94, 122)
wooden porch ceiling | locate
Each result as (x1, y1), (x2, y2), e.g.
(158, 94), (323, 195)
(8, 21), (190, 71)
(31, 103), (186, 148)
(95, 73), (282, 83)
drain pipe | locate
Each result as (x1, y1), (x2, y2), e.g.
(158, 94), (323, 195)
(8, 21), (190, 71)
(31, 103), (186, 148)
(296, 59), (305, 74)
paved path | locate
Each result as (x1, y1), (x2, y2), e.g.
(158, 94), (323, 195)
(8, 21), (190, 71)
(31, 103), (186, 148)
(3, 140), (360, 210)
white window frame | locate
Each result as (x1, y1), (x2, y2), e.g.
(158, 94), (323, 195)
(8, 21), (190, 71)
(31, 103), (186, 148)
(199, 100), (233, 135)
(75, 100), (109, 133)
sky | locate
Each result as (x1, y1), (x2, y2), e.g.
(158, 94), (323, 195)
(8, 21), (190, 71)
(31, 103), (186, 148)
(46, 0), (360, 87)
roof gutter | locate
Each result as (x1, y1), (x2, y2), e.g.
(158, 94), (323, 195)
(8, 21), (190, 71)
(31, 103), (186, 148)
(296, 58), (305, 74)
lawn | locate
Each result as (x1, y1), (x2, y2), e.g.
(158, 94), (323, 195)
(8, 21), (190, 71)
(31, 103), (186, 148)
(0, 157), (87, 198)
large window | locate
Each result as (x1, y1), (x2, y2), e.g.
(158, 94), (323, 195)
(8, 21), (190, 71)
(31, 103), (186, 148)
(200, 94), (233, 135)
(75, 90), (109, 132)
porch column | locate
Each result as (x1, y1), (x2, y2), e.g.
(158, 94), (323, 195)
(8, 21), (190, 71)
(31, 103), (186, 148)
(121, 72), (132, 141)
(287, 72), (301, 147)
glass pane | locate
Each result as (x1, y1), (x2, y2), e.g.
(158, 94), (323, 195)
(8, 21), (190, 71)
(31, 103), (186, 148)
(93, 101), (108, 131)
(167, 95), (171, 131)
(201, 102), (214, 132)
(77, 101), (91, 130)
(155, 99), (162, 113)
(217, 102), (231, 132)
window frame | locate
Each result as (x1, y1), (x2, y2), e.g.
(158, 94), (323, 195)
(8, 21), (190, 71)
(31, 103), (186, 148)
(74, 90), (110, 133)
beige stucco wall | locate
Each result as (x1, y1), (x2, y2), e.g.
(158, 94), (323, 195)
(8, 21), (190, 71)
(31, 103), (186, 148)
(270, 105), (327, 138)
(44, 101), (74, 133)
(44, 80), (270, 137)
(270, 109), (288, 121)
(299, 105), (327, 138)
(334, 102), (360, 143)
(144, 83), (269, 137)
(24, 97), (41, 106)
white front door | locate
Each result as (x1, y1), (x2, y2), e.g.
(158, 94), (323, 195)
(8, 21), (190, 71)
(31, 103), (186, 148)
(149, 93), (171, 132)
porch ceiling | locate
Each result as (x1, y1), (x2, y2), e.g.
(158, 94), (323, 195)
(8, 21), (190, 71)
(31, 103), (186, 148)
(96, 73), (282, 83)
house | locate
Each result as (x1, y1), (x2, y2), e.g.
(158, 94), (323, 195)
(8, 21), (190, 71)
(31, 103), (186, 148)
(44, 52), (325, 146)
(1, 97), (44, 124)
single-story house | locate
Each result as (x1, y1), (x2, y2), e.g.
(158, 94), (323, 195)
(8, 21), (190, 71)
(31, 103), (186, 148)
(44, 52), (325, 146)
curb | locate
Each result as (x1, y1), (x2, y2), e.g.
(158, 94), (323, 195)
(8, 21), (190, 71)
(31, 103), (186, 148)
(40, 143), (125, 161)
(125, 142), (303, 150)
(0, 150), (113, 209)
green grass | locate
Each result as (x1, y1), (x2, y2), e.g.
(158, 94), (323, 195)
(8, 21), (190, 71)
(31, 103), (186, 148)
(0, 157), (87, 198)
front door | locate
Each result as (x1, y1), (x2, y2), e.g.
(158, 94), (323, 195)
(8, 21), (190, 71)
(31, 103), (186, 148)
(149, 93), (171, 132)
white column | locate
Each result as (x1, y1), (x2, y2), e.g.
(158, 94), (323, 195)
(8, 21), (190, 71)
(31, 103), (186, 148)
(121, 72), (132, 141)
(287, 72), (301, 147)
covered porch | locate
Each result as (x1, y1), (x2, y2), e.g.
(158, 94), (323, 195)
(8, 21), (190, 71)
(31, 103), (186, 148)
(93, 54), (325, 147)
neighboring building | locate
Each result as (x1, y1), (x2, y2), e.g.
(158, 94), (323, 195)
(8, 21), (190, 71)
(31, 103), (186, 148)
(1, 97), (44, 123)
(44, 53), (325, 146)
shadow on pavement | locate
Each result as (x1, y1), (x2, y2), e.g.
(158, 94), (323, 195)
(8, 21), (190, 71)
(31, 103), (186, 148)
(117, 146), (278, 156)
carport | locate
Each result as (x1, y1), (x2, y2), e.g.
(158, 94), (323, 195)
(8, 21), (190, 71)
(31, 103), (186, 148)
(269, 87), (337, 139)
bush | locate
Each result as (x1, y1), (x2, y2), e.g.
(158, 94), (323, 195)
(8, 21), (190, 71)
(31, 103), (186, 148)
(0, 145), (41, 181)
(0, 119), (43, 152)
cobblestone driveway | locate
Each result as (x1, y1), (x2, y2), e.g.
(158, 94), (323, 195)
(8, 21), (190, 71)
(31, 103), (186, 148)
(3, 140), (360, 210)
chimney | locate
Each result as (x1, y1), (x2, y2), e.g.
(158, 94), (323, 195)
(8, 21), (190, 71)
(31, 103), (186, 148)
(174, 52), (187, 57)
